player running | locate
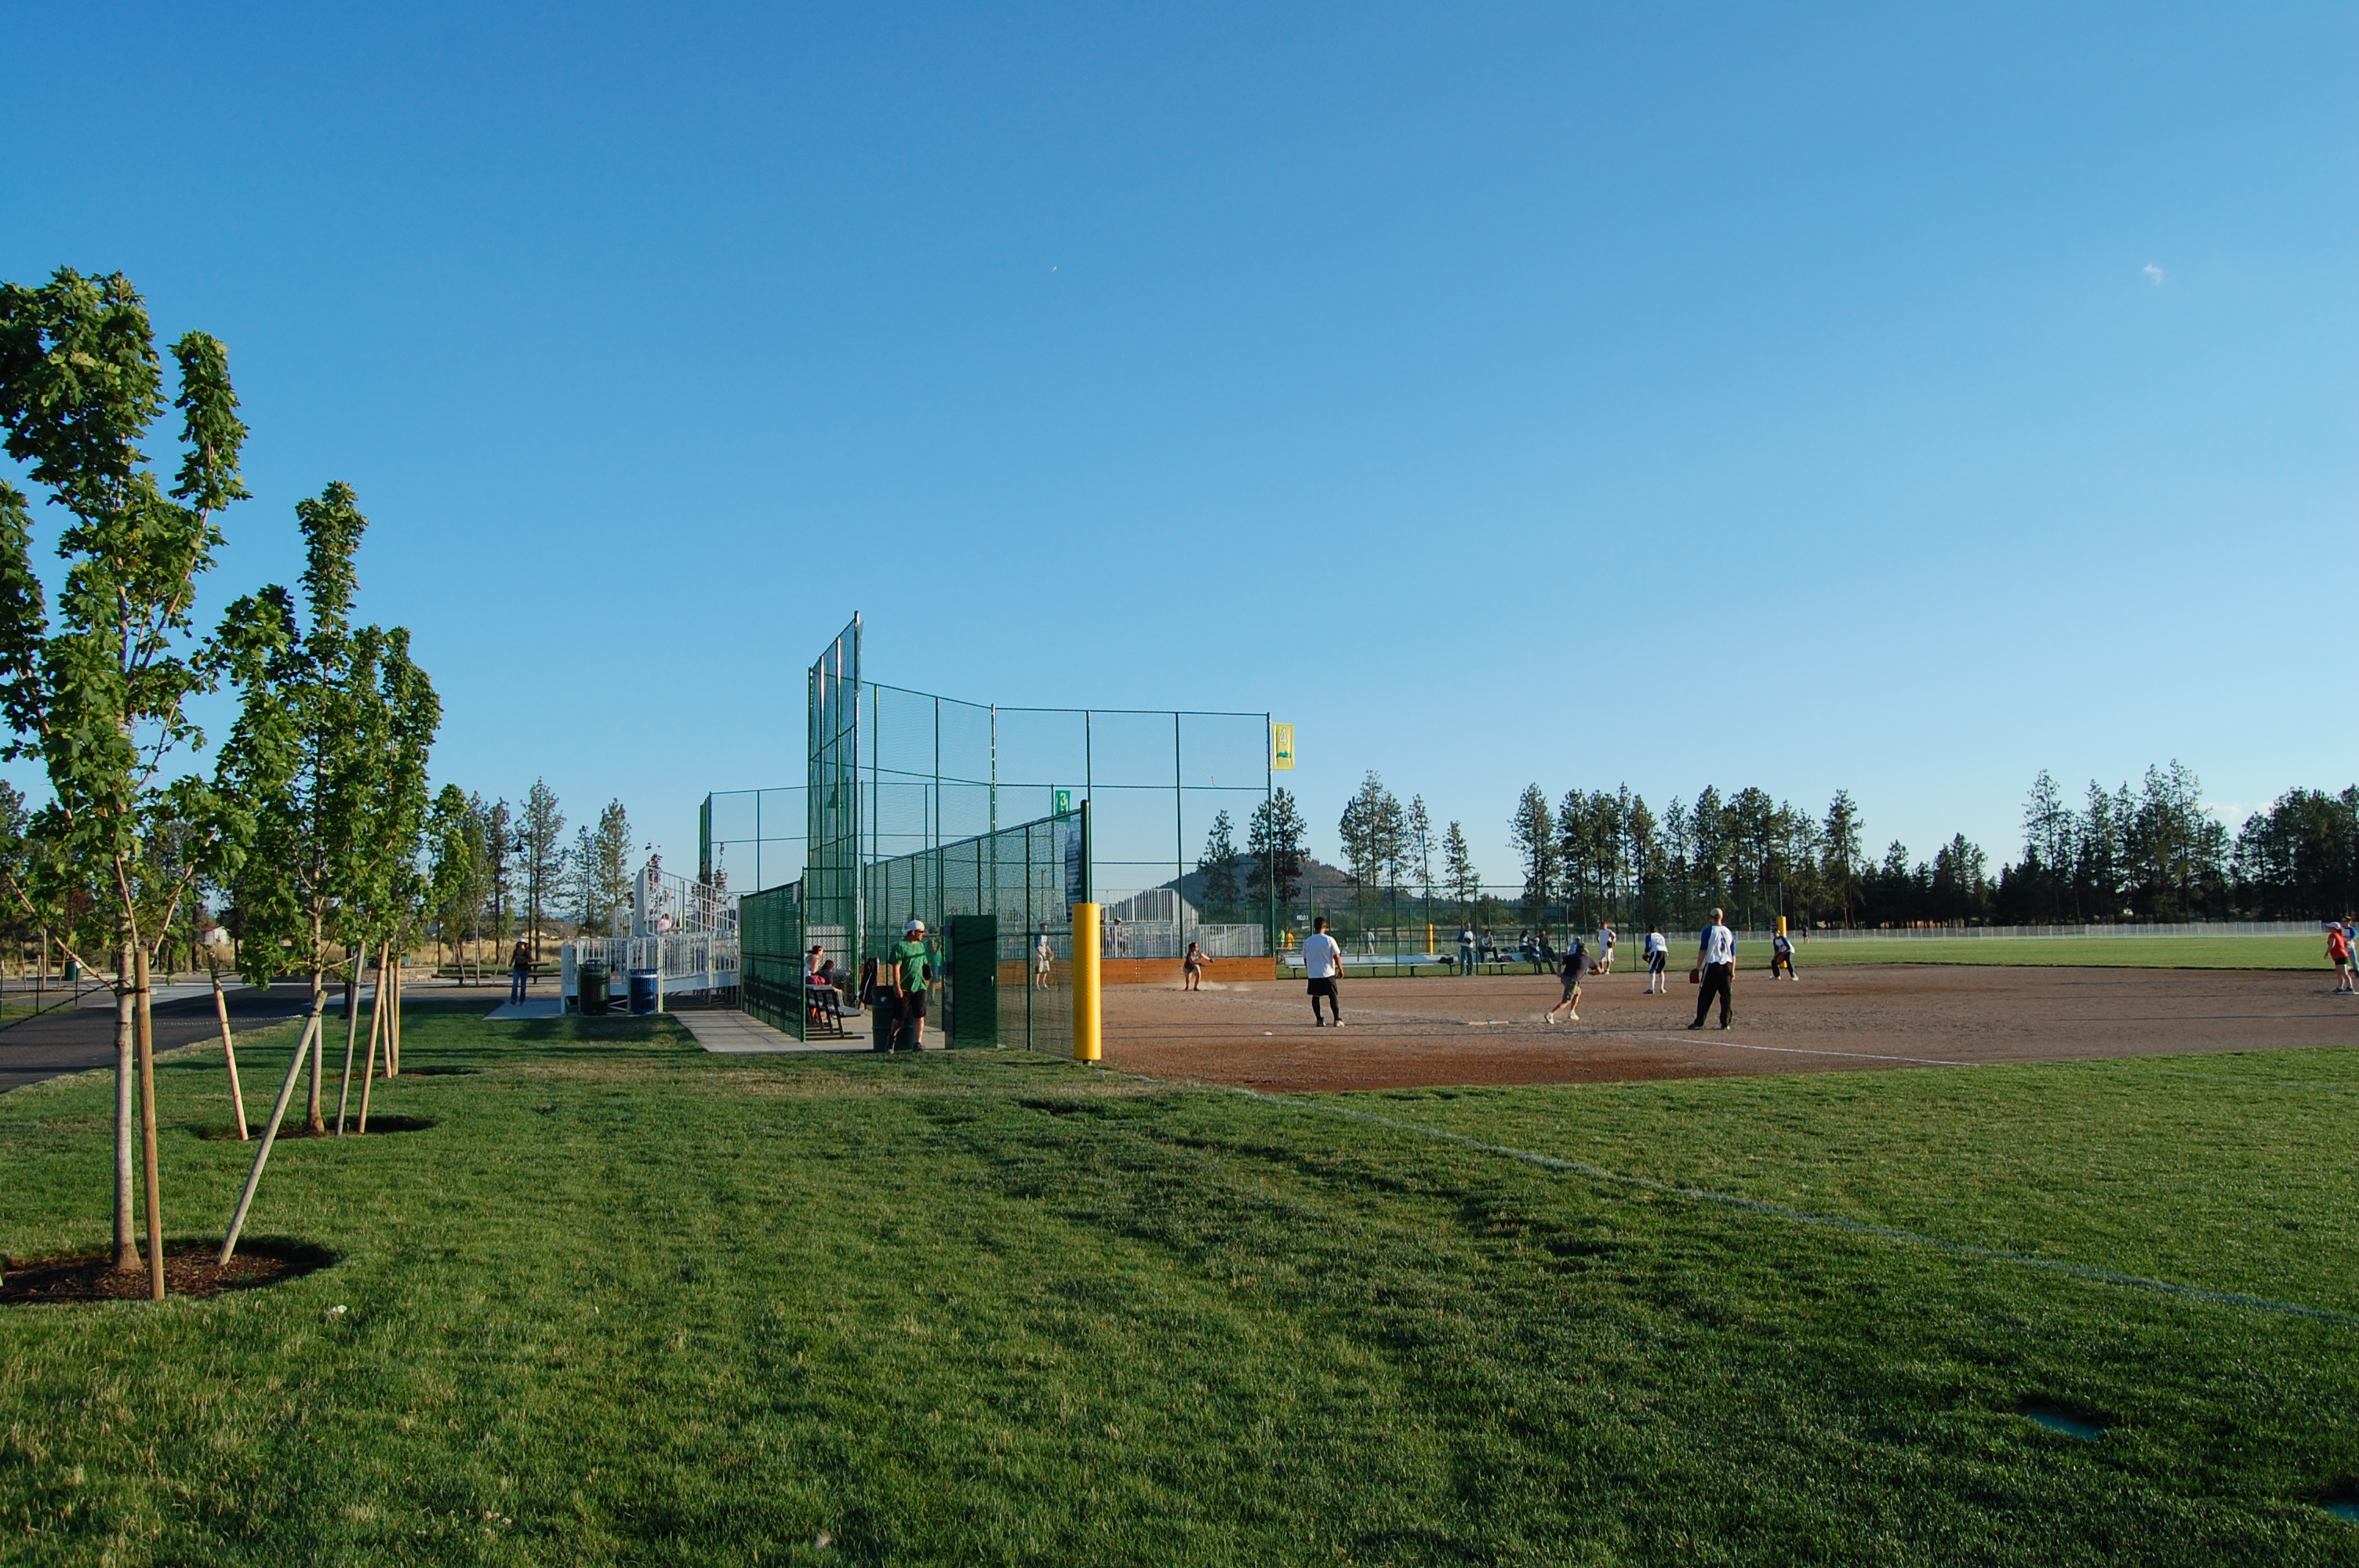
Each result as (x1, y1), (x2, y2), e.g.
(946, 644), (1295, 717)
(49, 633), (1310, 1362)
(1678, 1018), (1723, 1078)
(1545, 937), (1594, 1023)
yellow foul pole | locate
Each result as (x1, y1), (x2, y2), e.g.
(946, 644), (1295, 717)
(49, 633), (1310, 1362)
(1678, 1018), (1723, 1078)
(1071, 903), (1102, 1062)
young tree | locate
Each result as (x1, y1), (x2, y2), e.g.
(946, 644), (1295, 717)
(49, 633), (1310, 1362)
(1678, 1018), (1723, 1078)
(1337, 771), (1401, 909)
(1196, 809), (1241, 918)
(1246, 789), (1307, 911)
(214, 483), (440, 1263)
(520, 779), (564, 959)
(0, 270), (250, 1293)
(1442, 819), (1480, 920)
(427, 785), (489, 971)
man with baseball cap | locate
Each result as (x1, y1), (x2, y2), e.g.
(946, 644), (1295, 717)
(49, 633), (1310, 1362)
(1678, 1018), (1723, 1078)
(889, 920), (935, 1050)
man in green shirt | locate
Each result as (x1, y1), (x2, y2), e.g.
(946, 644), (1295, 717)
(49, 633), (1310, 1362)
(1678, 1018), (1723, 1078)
(889, 919), (934, 1049)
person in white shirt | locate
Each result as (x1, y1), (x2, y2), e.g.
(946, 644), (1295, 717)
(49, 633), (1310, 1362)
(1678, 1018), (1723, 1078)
(1688, 908), (1736, 1029)
(1458, 927), (1477, 975)
(1034, 932), (1055, 989)
(1301, 916), (1345, 1027)
(1643, 926), (1667, 993)
(1597, 924), (1616, 974)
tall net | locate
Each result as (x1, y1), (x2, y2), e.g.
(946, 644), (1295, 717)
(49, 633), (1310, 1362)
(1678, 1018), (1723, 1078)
(700, 787), (806, 895)
(863, 811), (1081, 1051)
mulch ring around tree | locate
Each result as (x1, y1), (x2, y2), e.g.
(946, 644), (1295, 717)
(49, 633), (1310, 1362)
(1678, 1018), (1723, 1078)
(191, 1115), (435, 1142)
(0, 1240), (333, 1305)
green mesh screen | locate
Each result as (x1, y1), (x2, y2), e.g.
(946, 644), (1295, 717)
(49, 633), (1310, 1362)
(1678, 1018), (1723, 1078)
(862, 811), (1081, 1051)
(740, 880), (806, 1039)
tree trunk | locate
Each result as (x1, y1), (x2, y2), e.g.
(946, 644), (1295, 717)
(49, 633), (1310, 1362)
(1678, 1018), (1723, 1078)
(335, 949), (364, 1134)
(213, 967), (248, 1139)
(388, 951), (402, 1077)
(133, 943), (165, 1301)
(304, 967), (328, 1134)
(219, 1006), (322, 1265)
(111, 942), (139, 1273)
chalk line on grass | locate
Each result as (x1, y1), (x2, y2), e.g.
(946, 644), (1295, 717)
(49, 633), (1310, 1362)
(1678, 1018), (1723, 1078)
(1105, 1065), (2357, 1328)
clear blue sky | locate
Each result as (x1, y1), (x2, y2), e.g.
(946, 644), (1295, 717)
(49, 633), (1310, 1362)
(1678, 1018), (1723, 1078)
(2, 2), (2351, 885)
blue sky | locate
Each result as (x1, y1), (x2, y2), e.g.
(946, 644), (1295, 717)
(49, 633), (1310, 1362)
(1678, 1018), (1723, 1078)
(2, 2), (2351, 885)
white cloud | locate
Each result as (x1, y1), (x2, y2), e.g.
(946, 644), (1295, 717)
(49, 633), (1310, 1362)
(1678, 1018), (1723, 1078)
(2143, 263), (2165, 286)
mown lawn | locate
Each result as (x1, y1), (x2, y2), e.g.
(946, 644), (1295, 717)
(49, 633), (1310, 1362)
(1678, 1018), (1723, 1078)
(1779, 934), (2331, 971)
(3, 1002), (2357, 1564)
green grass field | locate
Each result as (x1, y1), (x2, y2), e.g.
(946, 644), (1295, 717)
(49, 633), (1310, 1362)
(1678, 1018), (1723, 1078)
(5, 1004), (2359, 1563)
(1782, 934), (2332, 971)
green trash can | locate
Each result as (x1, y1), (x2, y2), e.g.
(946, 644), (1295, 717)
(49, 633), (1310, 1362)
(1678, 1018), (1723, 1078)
(64, 958), (81, 983)
(578, 962), (610, 1016)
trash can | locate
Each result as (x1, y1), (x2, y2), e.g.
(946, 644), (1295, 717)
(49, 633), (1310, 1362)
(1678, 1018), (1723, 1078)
(871, 1000), (894, 1052)
(578, 963), (610, 1016)
(64, 959), (81, 983)
(627, 968), (659, 1015)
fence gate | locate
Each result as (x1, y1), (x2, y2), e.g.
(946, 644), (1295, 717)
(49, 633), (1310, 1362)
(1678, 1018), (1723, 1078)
(950, 914), (998, 1046)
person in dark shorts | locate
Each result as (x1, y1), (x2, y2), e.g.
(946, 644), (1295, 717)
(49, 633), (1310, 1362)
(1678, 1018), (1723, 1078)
(1183, 941), (1209, 990)
(1545, 937), (1592, 1023)
(1302, 916), (1344, 1026)
(1643, 926), (1668, 993)
(889, 919), (933, 1048)
(1688, 908), (1736, 1029)
(1770, 929), (1796, 980)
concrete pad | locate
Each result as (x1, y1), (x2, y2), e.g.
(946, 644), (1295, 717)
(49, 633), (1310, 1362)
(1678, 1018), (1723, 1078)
(485, 998), (565, 1021)
(677, 1010), (871, 1054)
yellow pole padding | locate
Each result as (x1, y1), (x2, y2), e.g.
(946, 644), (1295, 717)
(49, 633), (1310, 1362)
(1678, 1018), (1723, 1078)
(1071, 902), (1101, 1062)
(1777, 915), (1788, 937)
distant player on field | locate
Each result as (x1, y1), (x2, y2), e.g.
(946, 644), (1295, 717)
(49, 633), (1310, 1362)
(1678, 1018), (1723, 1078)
(2332, 920), (2353, 995)
(1459, 925), (1477, 976)
(1643, 926), (1668, 993)
(1303, 916), (1344, 1027)
(1688, 908), (1736, 1030)
(1597, 924), (1616, 974)
(1770, 929), (1797, 980)
(1183, 940), (1208, 990)
(1546, 937), (1593, 1024)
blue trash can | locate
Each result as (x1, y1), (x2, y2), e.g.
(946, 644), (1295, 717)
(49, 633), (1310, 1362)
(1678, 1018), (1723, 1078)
(627, 969), (660, 1015)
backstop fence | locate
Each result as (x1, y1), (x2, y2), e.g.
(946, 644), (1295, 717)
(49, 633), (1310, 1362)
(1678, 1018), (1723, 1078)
(713, 614), (1278, 982)
(738, 812), (1083, 1050)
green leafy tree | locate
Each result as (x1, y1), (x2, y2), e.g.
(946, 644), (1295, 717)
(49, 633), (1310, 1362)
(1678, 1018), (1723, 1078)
(214, 484), (439, 1262)
(0, 269), (249, 1292)
(427, 785), (489, 971)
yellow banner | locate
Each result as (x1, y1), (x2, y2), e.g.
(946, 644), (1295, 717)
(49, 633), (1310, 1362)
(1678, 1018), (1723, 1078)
(1270, 723), (1296, 771)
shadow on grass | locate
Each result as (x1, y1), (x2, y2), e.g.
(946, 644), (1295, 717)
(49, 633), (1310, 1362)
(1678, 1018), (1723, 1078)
(188, 1116), (437, 1142)
(2, 1236), (336, 1305)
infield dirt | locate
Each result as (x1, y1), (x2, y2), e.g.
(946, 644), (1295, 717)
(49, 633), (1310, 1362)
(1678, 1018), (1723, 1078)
(1099, 964), (2359, 1092)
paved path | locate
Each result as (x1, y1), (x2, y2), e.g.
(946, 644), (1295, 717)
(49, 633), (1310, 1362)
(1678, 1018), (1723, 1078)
(676, 1010), (870, 1055)
(0, 981), (320, 1094)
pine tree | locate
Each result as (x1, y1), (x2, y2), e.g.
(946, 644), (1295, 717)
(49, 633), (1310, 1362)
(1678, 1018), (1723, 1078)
(1443, 820), (1480, 920)
(1196, 810), (1240, 918)
(1246, 789), (1307, 910)
(521, 779), (565, 959)
(1510, 785), (1556, 925)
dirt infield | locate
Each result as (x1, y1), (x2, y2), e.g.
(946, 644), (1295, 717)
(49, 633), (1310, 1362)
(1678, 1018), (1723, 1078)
(1098, 964), (2359, 1092)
